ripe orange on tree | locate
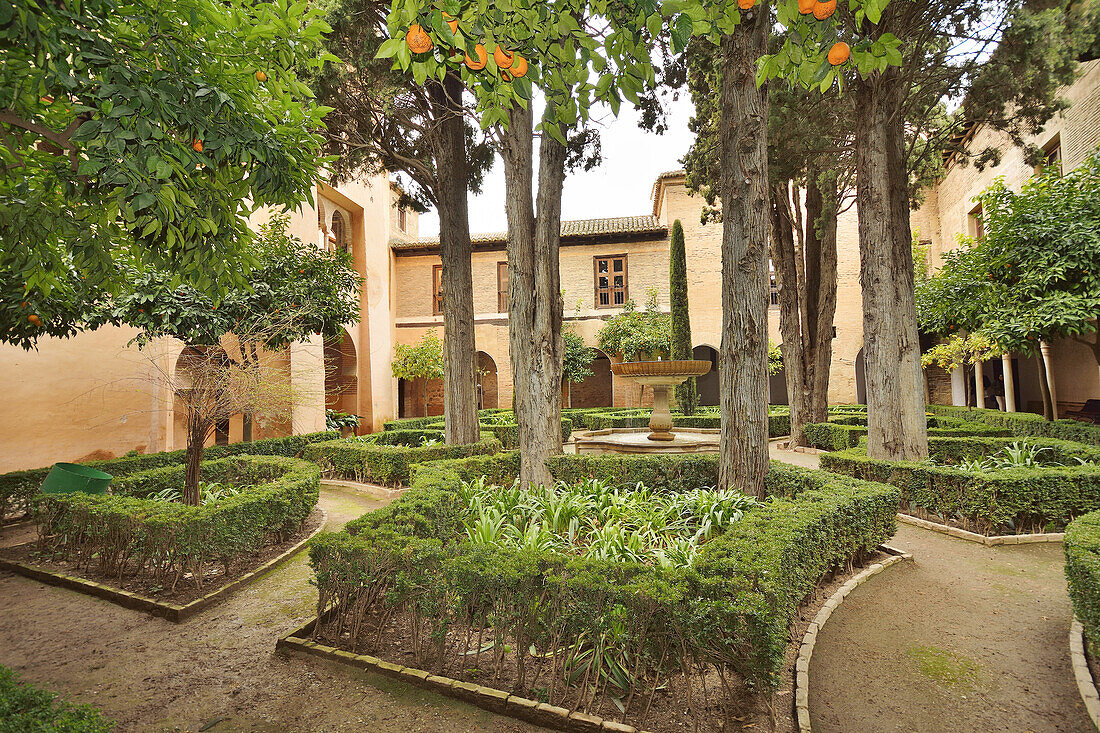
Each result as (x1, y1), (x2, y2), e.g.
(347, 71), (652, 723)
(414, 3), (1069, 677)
(827, 42), (850, 65)
(798, 0), (816, 13)
(406, 24), (432, 54)
(493, 46), (514, 69)
(465, 44), (488, 70)
(813, 0), (837, 19)
(27, 314), (41, 326)
(510, 55), (528, 78)
(192, 139), (203, 152)
(738, 0), (757, 9)
(443, 13), (458, 34)
(255, 70), (267, 82)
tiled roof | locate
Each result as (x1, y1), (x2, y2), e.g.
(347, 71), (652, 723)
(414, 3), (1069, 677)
(391, 215), (667, 252)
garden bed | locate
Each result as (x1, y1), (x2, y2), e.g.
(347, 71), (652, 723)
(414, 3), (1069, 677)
(927, 404), (1100, 446)
(821, 436), (1100, 535)
(302, 430), (501, 486)
(4, 454), (322, 620)
(802, 415), (1011, 451)
(305, 451), (899, 732)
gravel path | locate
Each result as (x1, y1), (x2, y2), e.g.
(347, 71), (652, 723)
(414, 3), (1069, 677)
(0, 483), (546, 733)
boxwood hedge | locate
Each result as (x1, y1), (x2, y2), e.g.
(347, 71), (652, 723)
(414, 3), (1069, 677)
(310, 451), (898, 706)
(0, 430), (337, 524)
(803, 417), (1012, 451)
(579, 409), (792, 437)
(417, 417), (574, 449)
(927, 404), (1100, 446)
(34, 455), (320, 591)
(1066, 511), (1100, 649)
(302, 431), (502, 486)
(820, 436), (1100, 533)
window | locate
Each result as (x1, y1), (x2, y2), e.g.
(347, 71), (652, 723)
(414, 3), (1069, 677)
(768, 259), (779, 308)
(330, 210), (349, 254)
(432, 264), (444, 315)
(594, 255), (628, 308)
(497, 262), (509, 312)
(398, 207), (408, 232)
(1039, 134), (1062, 175)
(968, 203), (984, 240)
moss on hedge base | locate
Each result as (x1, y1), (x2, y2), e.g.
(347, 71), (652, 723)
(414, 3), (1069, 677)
(821, 436), (1100, 533)
(303, 432), (502, 486)
(0, 430), (337, 524)
(311, 451), (898, 701)
(33, 455), (320, 591)
(1066, 511), (1100, 650)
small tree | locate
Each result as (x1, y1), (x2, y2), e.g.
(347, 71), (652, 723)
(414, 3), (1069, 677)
(93, 215), (361, 503)
(561, 328), (595, 408)
(669, 220), (698, 415)
(597, 291), (672, 362)
(391, 332), (445, 417)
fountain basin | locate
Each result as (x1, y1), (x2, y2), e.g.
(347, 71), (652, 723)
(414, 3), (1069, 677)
(574, 427), (719, 455)
(610, 360), (711, 441)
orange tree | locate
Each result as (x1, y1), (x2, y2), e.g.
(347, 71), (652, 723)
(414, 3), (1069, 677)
(378, 0), (898, 492)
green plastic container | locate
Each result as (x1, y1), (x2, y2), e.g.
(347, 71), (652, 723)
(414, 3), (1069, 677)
(40, 463), (112, 495)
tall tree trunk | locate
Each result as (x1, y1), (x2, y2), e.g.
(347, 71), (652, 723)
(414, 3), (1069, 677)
(1036, 352), (1054, 419)
(184, 408), (207, 506)
(853, 70), (928, 460)
(805, 173), (838, 425)
(429, 75), (480, 445)
(717, 11), (771, 499)
(501, 105), (565, 487)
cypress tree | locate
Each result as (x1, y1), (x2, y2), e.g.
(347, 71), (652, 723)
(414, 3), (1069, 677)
(670, 220), (698, 415)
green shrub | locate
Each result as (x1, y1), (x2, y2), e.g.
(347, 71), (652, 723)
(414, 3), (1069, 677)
(310, 450), (898, 713)
(0, 666), (114, 733)
(580, 409), (792, 437)
(1066, 511), (1100, 649)
(0, 431), (336, 524)
(927, 405), (1100, 446)
(821, 436), (1100, 533)
(33, 455), (319, 591)
(803, 417), (1011, 451)
(303, 432), (501, 486)
(416, 417), (574, 449)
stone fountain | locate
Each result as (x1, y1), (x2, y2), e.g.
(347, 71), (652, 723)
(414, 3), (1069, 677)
(574, 359), (717, 454)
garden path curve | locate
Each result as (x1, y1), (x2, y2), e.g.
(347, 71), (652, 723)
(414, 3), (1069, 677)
(769, 446), (1092, 733)
(0, 483), (548, 733)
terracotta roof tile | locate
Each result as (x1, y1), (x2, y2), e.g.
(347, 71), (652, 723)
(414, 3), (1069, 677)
(391, 215), (667, 252)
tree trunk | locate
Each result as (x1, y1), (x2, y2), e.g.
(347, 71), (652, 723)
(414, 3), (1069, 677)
(429, 75), (480, 445)
(1036, 352), (1053, 419)
(853, 70), (928, 460)
(501, 105), (565, 487)
(717, 12), (771, 499)
(184, 408), (207, 506)
(1041, 341), (1059, 419)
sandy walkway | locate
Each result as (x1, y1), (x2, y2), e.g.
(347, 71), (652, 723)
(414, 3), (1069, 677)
(0, 484), (546, 733)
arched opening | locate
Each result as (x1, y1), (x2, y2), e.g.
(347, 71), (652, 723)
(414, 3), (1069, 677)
(855, 347), (867, 404)
(330, 210), (350, 254)
(172, 345), (236, 449)
(477, 351), (498, 410)
(324, 328), (358, 418)
(564, 349), (613, 408)
(693, 345), (720, 407)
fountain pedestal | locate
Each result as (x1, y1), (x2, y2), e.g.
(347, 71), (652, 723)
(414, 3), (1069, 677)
(610, 360), (712, 441)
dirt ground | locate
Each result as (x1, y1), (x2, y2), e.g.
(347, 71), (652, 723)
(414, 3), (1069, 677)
(808, 523), (1090, 733)
(0, 484), (547, 733)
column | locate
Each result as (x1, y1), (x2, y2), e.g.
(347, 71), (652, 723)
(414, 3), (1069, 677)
(1002, 353), (1016, 412)
(1040, 342), (1058, 418)
(974, 358), (985, 409)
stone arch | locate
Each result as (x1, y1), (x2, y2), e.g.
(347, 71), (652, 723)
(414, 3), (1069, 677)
(330, 209), (350, 254)
(692, 344), (720, 406)
(324, 328), (358, 417)
(172, 345), (235, 449)
(477, 351), (498, 409)
(564, 348), (613, 408)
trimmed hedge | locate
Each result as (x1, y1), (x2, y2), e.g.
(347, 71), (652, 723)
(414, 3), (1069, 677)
(34, 455), (320, 591)
(303, 431), (501, 486)
(0, 665), (114, 733)
(821, 436), (1100, 533)
(0, 430), (337, 524)
(803, 417), (1012, 451)
(418, 417), (574, 449)
(312, 451), (898, 703)
(581, 409), (792, 438)
(927, 404), (1100, 446)
(1066, 511), (1100, 649)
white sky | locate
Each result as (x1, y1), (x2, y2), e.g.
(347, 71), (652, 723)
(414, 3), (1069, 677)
(416, 96), (697, 236)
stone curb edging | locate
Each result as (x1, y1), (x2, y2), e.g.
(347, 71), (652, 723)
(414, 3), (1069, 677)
(0, 507), (327, 623)
(896, 513), (1064, 546)
(1071, 618), (1100, 731)
(321, 478), (407, 500)
(794, 544), (914, 733)
(276, 616), (651, 733)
